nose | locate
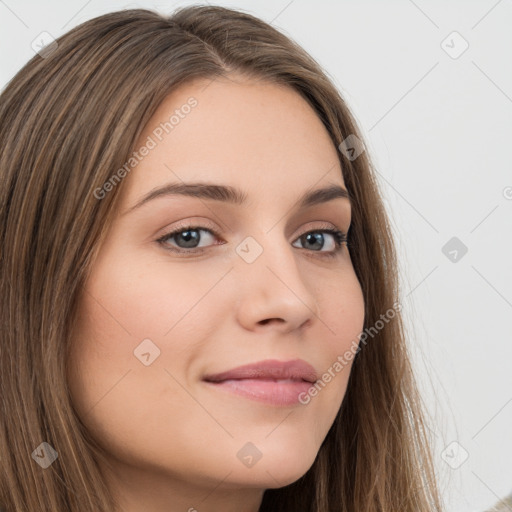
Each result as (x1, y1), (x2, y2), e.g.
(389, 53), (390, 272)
(234, 233), (320, 334)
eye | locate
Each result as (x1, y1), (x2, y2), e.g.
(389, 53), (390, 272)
(292, 228), (348, 256)
(156, 223), (349, 257)
(156, 225), (220, 253)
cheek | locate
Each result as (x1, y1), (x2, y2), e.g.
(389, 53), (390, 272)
(66, 292), (197, 463)
(311, 269), (365, 411)
(76, 249), (225, 345)
(318, 266), (365, 353)
(66, 253), (228, 437)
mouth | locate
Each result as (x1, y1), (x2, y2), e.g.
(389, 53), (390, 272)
(202, 359), (317, 406)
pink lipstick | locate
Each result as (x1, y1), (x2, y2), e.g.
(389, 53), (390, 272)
(203, 359), (317, 406)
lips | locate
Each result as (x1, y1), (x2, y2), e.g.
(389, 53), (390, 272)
(203, 359), (318, 406)
(203, 358), (318, 384)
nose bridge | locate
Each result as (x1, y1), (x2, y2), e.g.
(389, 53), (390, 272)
(236, 228), (297, 284)
(233, 227), (319, 326)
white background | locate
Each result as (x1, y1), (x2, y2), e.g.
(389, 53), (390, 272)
(1, 1), (511, 511)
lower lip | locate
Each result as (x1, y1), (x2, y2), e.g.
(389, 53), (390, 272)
(203, 378), (313, 406)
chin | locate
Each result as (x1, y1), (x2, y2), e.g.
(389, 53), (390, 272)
(232, 461), (314, 490)
(266, 460), (315, 488)
(229, 441), (319, 489)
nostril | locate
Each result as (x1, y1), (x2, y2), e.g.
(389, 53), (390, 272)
(259, 318), (283, 326)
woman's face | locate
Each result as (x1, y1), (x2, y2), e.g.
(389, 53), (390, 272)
(68, 74), (365, 511)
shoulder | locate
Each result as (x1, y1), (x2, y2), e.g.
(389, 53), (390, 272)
(485, 491), (512, 512)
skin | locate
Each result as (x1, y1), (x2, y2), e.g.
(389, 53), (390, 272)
(68, 73), (365, 512)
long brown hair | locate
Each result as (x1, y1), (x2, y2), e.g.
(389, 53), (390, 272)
(0, 6), (443, 511)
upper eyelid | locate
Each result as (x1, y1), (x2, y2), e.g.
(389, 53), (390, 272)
(157, 221), (347, 239)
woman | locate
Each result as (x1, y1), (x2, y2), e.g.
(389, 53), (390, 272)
(0, 5), (443, 511)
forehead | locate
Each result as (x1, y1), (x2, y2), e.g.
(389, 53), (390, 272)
(120, 75), (346, 210)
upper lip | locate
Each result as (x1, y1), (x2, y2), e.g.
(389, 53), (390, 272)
(203, 359), (318, 384)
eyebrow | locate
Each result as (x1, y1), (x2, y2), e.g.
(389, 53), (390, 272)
(123, 181), (350, 216)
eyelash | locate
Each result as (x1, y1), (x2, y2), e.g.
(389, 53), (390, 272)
(155, 222), (349, 259)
